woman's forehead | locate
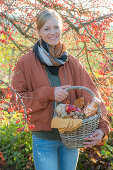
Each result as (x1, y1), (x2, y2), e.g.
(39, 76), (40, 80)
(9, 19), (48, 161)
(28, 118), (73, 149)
(43, 17), (60, 27)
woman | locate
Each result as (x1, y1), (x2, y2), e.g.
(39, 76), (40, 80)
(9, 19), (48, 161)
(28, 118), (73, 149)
(11, 9), (110, 170)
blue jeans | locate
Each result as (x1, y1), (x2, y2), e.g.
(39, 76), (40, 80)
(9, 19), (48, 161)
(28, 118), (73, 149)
(32, 135), (79, 170)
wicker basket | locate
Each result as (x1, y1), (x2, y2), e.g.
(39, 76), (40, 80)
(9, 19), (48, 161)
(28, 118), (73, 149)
(56, 86), (101, 148)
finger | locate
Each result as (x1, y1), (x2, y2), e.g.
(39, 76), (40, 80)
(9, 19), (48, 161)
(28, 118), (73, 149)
(56, 95), (68, 102)
(84, 141), (100, 147)
(84, 139), (101, 146)
(84, 137), (96, 140)
(55, 90), (68, 100)
(83, 141), (97, 147)
(84, 137), (100, 141)
(58, 91), (68, 97)
(84, 144), (96, 147)
(89, 132), (99, 137)
(59, 95), (68, 101)
(89, 129), (103, 138)
(60, 85), (71, 89)
(59, 91), (69, 98)
(84, 141), (98, 144)
(84, 132), (99, 139)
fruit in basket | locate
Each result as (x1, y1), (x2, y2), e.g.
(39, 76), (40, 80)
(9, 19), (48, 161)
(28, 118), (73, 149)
(66, 104), (76, 114)
(79, 116), (84, 119)
(72, 111), (84, 119)
(55, 96), (101, 119)
(70, 111), (76, 116)
(66, 104), (81, 113)
(73, 115), (79, 119)
(55, 104), (67, 118)
(55, 97), (85, 119)
(55, 103), (84, 119)
(75, 111), (81, 116)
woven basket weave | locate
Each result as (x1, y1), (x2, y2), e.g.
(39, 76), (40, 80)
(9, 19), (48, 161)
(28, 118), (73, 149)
(56, 86), (101, 148)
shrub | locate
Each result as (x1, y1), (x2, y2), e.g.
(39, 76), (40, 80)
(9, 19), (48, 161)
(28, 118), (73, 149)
(0, 121), (34, 170)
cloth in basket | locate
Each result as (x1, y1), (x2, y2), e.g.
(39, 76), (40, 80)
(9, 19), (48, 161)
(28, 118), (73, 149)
(51, 117), (82, 133)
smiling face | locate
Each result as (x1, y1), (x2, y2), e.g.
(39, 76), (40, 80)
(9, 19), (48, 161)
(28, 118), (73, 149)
(38, 17), (61, 46)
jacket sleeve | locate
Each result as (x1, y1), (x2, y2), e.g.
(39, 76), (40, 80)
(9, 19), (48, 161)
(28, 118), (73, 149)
(11, 60), (55, 114)
(74, 58), (111, 136)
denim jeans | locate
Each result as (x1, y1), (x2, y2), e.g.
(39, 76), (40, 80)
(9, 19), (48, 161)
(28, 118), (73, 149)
(32, 135), (79, 170)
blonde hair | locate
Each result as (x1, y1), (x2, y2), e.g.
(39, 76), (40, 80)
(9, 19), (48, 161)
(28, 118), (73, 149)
(36, 9), (62, 30)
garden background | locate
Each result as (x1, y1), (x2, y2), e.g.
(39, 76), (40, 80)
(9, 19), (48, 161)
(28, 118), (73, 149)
(0, 0), (113, 169)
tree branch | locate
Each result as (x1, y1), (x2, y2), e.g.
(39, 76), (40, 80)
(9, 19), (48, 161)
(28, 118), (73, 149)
(0, 13), (37, 41)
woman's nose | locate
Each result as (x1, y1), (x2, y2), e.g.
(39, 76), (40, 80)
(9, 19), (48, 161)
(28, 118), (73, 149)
(50, 29), (56, 34)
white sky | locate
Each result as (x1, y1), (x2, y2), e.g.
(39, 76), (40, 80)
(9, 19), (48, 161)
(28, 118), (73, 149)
(0, 0), (113, 18)
(29, 0), (113, 14)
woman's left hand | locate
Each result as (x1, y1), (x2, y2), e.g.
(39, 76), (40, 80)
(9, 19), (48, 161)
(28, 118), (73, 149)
(83, 129), (104, 147)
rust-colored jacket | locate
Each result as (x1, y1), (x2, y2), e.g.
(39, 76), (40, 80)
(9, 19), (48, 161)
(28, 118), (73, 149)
(11, 50), (110, 135)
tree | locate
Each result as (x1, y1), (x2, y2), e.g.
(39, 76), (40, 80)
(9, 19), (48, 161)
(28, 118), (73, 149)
(0, 0), (113, 169)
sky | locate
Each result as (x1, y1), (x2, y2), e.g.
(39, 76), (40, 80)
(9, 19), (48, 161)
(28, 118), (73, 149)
(0, 0), (113, 19)
(29, 0), (113, 15)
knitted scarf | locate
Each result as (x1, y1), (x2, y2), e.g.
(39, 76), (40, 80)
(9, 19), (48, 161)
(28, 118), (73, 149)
(33, 39), (68, 75)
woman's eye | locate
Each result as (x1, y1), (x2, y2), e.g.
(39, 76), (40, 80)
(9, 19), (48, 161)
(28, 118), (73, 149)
(44, 26), (60, 31)
(44, 28), (50, 31)
(54, 26), (60, 29)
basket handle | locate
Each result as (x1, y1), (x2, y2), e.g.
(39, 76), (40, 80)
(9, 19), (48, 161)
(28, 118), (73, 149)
(64, 86), (96, 97)
(54, 86), (96, 109)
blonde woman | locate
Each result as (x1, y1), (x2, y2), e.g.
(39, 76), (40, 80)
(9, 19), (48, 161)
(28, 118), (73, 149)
(11, 9), (110, 170)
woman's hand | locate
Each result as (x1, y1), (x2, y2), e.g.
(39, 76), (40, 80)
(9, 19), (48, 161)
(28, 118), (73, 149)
(83, 129), (104, 147)
(54, 85), (71, 102)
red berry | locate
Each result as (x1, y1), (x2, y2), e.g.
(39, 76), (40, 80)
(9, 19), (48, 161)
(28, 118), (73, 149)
(0, 155), (3, 158)
(16, 120), (21, 124)
(1, 158), (5, 162)
(26, 108), (32, 114)
(27, 115), (31, 118)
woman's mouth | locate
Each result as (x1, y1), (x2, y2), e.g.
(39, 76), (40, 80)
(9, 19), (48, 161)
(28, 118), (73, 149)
(48, 37), (57, 40)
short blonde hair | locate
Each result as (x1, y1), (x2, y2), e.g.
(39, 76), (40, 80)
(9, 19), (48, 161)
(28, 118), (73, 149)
(36, 9), (62, 30)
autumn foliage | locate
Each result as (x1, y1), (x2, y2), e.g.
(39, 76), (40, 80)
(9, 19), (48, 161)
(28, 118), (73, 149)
(0, 0), (113, 169)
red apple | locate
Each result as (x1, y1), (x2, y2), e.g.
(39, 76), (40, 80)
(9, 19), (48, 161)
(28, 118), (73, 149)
(66, 104), (76, 114)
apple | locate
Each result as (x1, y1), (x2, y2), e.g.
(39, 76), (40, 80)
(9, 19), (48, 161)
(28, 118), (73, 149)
(66, 104), (81, 114)
(66, 104), (76, 114)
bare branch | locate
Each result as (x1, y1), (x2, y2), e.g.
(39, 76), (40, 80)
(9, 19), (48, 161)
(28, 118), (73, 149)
(0, 13), (37, 41)
(83, 41), (99, 85)
(81, 13), (113, 28)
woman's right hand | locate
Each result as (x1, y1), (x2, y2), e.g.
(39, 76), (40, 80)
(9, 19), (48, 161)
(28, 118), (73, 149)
(54, 85), (71, 102)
